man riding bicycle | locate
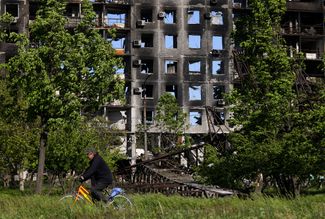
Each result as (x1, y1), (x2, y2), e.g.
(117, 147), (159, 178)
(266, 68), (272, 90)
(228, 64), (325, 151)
(79, 147), (113, 202)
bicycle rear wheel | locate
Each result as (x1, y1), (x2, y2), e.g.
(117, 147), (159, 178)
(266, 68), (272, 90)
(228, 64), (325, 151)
(108, 194), (132, 209)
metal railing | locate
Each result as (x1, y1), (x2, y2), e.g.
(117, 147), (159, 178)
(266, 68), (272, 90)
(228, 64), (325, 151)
(281, 24), (324, 35)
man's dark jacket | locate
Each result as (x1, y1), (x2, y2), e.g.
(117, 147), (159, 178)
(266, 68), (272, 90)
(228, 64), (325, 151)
(82, 153), (113, 184)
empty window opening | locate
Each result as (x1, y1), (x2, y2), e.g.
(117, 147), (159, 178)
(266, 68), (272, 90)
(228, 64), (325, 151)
(142, 110), (154, 125)
(141, 9), (153, 22)
(166, 85), (178, 97)
(213, 85), (225, 99)
(212, 60), (223, 75)
(188, 10), (200, 24)
(214, 111), (225, 125)
(108, 36), (126, 49)
(189, 60), (201, 74)
(213, 36), (223, 50)
(165, 35), (177, 48)
(165, 60), (177, 74)
(29, 3), (39, 20)
(141, 60), (154, 74)
(189, 85), (202, 101)
(142, 85), (154, 99)
(190, 111), (202, 126)
(188, 35), (201, 49)
(301, 40), (318, 59)
(211, 11), (223, 25)
(66, 4), (80, 18)
(5, 4), (19, 17)
(164, 10), (176, 24)
(106, 11), (126, 27)
(94, 10), (101, 26)
(141, 34), (154, 47)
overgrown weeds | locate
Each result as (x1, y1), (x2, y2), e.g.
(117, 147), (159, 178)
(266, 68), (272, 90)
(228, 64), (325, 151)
(0, 191), (324, 219)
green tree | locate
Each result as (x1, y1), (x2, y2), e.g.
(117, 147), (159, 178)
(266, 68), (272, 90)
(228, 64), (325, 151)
(3, 0), (124, 193)
(45, 117), (126, 192)
(0, 12), (16, 42)
(197, 0), (324, 197)
(0, 79), (39, 190)
(154, 93), (187, 151)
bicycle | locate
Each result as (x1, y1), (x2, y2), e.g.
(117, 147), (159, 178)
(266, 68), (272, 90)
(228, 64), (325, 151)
(59, 183), (132, 209)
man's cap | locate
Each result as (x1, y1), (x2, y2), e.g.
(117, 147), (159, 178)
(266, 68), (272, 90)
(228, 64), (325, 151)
(85, 147), (97, 154)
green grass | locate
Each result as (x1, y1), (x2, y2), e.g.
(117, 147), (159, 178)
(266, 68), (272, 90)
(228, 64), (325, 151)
(0, 190), (324, 219)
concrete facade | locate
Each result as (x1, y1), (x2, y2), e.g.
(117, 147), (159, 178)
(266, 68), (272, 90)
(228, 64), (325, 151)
(0, 0), (324, 163)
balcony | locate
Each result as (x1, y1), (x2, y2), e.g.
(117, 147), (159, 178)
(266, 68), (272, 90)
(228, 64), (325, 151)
(281, 24), (324, 36)
(302, 49), (322, 60)
(286, 0), (323, 12)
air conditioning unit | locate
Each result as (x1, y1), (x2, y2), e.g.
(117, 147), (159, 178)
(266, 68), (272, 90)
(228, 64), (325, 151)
(210, 49), (222, 57)
(133, 59), (142, 66)
(210, 0), (218, 4)
(305, 53), (317, 60)
(216, 99), (226, 106)
(233, 3), (242, 9)
(133, 87), (143, 95)
(133, 40), (142, 47)
(136, 19), (146, 27)
(158, 11), (166, 19)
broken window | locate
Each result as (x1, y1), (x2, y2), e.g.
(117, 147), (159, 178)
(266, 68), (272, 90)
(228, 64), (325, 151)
(142, 110), (154, 125)
(189, 60), (201, 74)
(188, 35), (201, 49)
(29, 3), (39, 20)
(5, 4), (19, 17)
(214, 111), (225, 125)
(188, 10), (200, 24)
(140, 60), (154, 74)
(141, 9), (153, 22)
(213, 35), (223, 50)
(108, 36), (126, 49)
(165, 60), (177, 74)
(164, 10), (176, 24)
(141, 34), (154, 47)
(106, 11), (126, 28)
(166, 85), (178, 97)
(213, 85), (225, 99)
(211, 11), (223, 25)
(301, 40), (318, 59)
(189, 85), (202, 101)
(66, 4), (80, 18)
(142, 85), (154, 99)
(212, 60), (223, 75)
(165, 35), (177, 48)
(189, 111), (202, 126)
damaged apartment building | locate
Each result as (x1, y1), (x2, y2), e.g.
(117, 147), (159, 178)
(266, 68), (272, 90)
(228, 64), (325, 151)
(0, 0), (324, 164)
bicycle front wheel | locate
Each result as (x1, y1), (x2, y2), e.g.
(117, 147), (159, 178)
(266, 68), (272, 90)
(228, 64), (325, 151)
(108, 194), (132, 209)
